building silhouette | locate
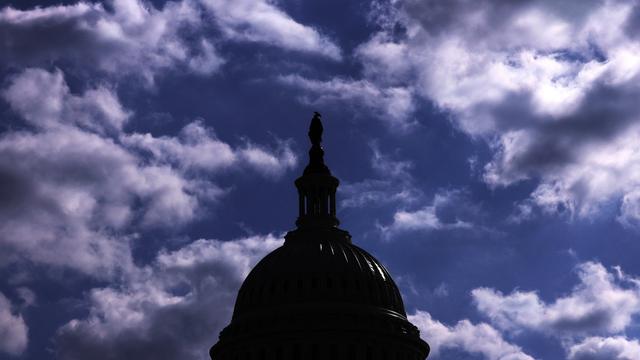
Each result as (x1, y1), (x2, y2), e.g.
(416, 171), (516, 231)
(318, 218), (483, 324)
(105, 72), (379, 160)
(210, 113), (430, 360)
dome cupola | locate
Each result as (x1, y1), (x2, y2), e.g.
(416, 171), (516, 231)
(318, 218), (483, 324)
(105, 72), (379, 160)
(210, 113), (430, 360)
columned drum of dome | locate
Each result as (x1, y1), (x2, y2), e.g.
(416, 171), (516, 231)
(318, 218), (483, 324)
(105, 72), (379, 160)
(210, 113), (430, 360)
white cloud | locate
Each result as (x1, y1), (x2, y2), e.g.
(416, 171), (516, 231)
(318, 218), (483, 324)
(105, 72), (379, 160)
(188, 39), (226, 75)
(200, 0), (341, 60)
(409, 310), (534, 360)
(0, 69), (202, 276)
(472, 262), (640, 336)
(355, 32), (412, 85)
(486, 122), (640, 220)
(0, 0), (344, 84)
(357, 0), (640, 223)
(619, 189), (640, 229)
(379, 189), (479, 237)
(0, 125), (196, 275)
(123, 122), (297, 177)
(3, 68), (130, 133)
(0, 292), (28, 356)
(568, 336), (640, 360)
(56, 234), (283, 360)
(385, 206), (448, 232)
(239, 141), (297, 177)
(0, 68), (296, 278)
(0, 0), (348, 85)
(278, 74), (416, 130)
(122, 121), (238, 172)
(375, 0), (630, 135)
(0, 0), (220, 84)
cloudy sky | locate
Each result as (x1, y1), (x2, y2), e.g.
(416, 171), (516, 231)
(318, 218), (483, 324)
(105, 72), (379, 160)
(1, 0), (640, 359)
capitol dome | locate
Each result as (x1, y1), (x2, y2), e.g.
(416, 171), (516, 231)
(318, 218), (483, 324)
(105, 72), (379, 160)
(210, 113), (429, 360)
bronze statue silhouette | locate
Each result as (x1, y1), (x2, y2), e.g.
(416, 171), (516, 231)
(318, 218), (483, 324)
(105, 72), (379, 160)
(210, 112), (430, 360)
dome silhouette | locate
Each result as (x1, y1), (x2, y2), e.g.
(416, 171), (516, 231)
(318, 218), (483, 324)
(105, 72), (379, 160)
(210, 113), (429, 360)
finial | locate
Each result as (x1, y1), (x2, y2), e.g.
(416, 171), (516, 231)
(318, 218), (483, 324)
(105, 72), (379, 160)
(309, 111), (323, 146)
(304, 112), (330, 175)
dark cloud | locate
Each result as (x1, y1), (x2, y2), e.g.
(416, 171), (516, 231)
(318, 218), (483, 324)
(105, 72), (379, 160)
(55, 235), (282, 360)
(625, 4), (640, 40)
(403, 0), (604, 39)
(487, 80), (640, 181)
(2, 1), (640, 360)
(402, 0), (526, 37)
(0, 5), (109, 64)
(0, 1), (220, 83)
(432, 189), (483, 226)
(358, 0), (640, 220)
(568, 336), (640, 360)
(0, 68), (296, 277)
(0, 0), (342, 84)
(553, 308), (613, 333)
(0, 165), (40, 214)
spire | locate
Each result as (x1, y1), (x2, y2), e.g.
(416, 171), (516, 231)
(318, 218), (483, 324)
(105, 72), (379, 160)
(295, 112), (340, 229)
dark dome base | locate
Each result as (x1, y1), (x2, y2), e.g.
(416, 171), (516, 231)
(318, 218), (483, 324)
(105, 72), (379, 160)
(212, 332), (427, 360)
(211, 302), (429, 359)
